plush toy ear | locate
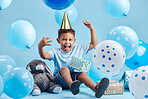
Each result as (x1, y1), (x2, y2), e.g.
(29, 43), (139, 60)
(43, 62), (53, 75)
(26, 62), (32, 73)
(26, 59), (40, 72)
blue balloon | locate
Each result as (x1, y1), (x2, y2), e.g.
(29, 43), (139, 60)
(7, 20), (36, 49)
(0, 0), (12, 10)
(0, 55), (17, 77)
(107, 26), (139, 59)
(42, 0), (75, 10)
(88, 64), (112, 82)
(3, 67), (34, 98)
(55, 5), (78, 26)
(0, 75), (4, 97)
(106, 0), (130, 18)
(125, 40), (148, 70)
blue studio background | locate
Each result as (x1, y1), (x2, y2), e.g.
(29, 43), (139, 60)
(0, 0), (148, 73)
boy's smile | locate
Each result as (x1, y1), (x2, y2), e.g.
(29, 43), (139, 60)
(57, 32), (76, 52)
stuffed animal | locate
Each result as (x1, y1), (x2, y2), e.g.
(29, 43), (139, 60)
(26, 59), (62, 96)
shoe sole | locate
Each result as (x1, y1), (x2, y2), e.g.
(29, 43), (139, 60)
(70, 81), (80, 95)
(95, 78), (109, 98)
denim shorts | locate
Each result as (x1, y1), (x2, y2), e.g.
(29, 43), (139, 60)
(56, 71), (82, 89)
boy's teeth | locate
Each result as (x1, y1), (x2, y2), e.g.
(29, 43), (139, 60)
(64, 45), (70, 47)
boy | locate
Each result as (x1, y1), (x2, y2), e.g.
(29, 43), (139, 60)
(38, 12), (109, 98)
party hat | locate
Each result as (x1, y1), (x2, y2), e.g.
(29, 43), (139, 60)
(60, 12), (72, 29)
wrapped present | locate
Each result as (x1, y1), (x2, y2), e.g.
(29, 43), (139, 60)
(69, 56), (91, 73)
(96, 80), (123, 95)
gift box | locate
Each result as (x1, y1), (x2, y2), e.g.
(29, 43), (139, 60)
(96, 80), (123, 95)
(69, 56), (91, 73)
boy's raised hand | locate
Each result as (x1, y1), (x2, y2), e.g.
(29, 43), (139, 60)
(38, 36), (53, 48)
(82, 21), (94, 30)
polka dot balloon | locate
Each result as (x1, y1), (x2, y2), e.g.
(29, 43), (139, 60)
(3, 67), (34, 98)
(125, 40), (148, 70)
(92, 40), (126, 74)
(107, 26), (139, 59)
(129, 66), (148, 99)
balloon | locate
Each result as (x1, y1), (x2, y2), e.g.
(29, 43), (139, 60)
(105, 0), (130, 18)
(125, 40), (148, 70)
(0, 75), (4, 96)
(107, 26), (139, 59)
(42, 0), (75, 10)
(88, 63), (112, 82)
(55, 5), (78, 26)
(7, 20), (36, 49)
(0, 0), (12, 10)
(129, 66), (148, 99)
(92, 40), (126, 74)
(0, 55), (17, 77)
(3, 67), (34, 99)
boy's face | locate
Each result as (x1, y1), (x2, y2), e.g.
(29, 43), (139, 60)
(57, 32), (76, 52)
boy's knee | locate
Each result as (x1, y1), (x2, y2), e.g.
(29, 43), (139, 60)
(60, 67), (69, 73)
(77, 72), (87, 79)
(80, 72), (87, 76)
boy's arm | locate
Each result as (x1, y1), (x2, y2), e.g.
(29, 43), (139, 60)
(82, 21), (98, 51)
(38, 36), (52, 59)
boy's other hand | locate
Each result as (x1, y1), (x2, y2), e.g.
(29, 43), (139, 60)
(82, 21), (94, 30)
(38, 36), (53, 48)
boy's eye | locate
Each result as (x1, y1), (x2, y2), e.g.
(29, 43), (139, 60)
(69, 39), (72, 41)
(63, 39), (66, 40)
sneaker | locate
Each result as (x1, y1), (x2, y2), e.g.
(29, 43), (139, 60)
(95, 78), (109, 98)
(70, 80), (80, 95)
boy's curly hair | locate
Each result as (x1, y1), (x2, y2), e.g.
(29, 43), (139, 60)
(58, 29), (75, 38)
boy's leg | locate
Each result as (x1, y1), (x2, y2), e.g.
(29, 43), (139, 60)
(77, 72), (109, 98)
(59, 67), (80, 95)
(59, 67), (73, 86)
(77, 72), (96, 91)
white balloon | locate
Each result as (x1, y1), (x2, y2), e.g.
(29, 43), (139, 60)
(92, 40), (126, 74)
(129, 66), (148, 99)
